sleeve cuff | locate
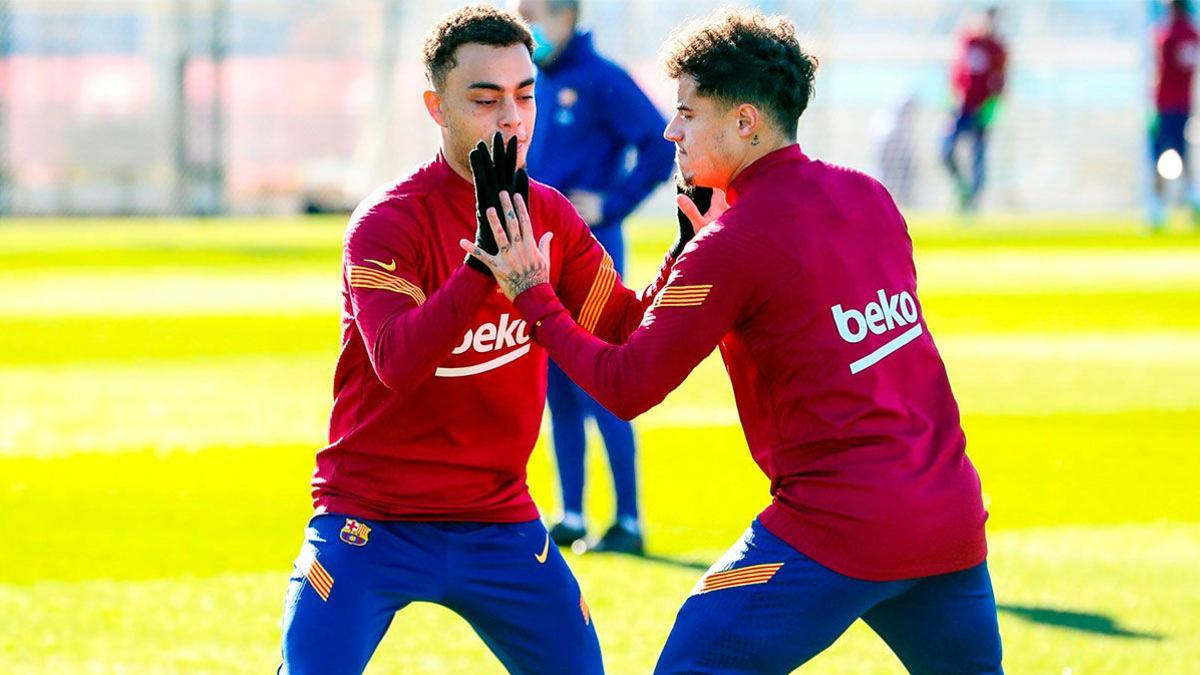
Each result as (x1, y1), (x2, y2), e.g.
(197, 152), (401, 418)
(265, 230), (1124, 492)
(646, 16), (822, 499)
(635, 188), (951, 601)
(512, 282), (565, 329)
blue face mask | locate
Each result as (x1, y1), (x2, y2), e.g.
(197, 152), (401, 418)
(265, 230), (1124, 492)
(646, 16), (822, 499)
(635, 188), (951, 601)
(530, 23), (555, 64)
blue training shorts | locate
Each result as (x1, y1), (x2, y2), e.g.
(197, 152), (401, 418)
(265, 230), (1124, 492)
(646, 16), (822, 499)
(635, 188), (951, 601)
(655, 519), (1003, 674)
(278, 514), (603, 675)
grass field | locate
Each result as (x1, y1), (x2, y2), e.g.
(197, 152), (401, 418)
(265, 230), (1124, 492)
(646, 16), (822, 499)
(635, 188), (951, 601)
(1, 214), (1198, 673)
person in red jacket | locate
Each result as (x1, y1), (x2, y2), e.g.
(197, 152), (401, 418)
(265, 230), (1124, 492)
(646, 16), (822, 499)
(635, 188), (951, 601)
(277, 6), (681, 673)
(467, 8), (1002, 673)
(942, 5), (1006, 212)
(1150, 0), (1200, 229)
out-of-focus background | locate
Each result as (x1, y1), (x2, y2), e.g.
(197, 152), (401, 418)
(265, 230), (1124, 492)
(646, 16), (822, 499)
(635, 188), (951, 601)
(0, 0), (1168, 216)
(2, 1), (1199, 674)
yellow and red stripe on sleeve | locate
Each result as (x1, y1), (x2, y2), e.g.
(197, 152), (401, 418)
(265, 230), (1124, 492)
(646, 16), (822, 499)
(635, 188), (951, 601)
(577, 251), (617, 334)
(348, 264), (426, 306)
(653, 283), (712, 309)
(693, 562), (783, 595)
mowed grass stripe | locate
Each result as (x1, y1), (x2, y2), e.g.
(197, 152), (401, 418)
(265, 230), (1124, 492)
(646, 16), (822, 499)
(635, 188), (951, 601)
(1, 314), (342, 365)
(0, 246), (340, 272)
(0, 356), (332, 457)
(0, 217), (345, 272)
(0, 272), (342, 318)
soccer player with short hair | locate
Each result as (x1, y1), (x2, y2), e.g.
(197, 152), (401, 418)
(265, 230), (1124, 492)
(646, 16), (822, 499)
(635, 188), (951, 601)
(277, 5), (679, 673)
(942, 5), (1007, 213)
(467, 8), (1003, 673)
(1150, 0), (1200, 229)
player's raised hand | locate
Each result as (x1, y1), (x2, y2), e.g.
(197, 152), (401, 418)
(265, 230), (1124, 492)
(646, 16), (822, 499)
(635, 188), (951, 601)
(460, 191), (552, 301)
(465, 132), (531, 273)
(672, 182), (728, 257)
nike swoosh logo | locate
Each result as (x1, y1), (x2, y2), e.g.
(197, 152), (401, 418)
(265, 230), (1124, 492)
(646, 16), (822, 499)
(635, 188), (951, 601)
(534, 533), (550, 564)
(365, 258), (396, 272)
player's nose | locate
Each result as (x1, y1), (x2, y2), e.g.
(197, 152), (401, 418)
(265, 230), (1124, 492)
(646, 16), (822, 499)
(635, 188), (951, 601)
(497, 97), (522, 130)
(664, 119), (683, 143)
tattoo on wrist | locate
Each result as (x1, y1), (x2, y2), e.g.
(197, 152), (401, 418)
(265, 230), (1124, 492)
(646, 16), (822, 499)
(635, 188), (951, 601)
(506, 269), (548, 295)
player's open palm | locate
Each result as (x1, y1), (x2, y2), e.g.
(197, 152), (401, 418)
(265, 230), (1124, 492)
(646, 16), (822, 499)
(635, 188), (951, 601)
(460, 191), (552, 302)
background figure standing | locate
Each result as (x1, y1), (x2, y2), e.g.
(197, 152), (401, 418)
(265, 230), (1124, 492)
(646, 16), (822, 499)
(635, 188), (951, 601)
(1150, 0), (1200, 230)
(942, 5), (1007, 213)
(517, 0), (674, 553)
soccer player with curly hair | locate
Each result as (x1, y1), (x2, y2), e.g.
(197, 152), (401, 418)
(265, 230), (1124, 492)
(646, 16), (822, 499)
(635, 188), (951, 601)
(469, 8), (1004, 673)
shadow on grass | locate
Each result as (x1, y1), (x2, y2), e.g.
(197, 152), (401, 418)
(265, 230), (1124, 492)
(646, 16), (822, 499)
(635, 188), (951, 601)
(999, 604), (1164, 640)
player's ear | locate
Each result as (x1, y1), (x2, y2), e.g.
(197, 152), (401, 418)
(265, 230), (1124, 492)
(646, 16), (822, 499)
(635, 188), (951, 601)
(423, 89), (449, 129)
(734, 103), (760, 141)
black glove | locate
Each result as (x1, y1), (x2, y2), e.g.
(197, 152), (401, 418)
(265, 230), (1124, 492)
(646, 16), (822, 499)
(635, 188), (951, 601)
(466, 132), (530, 273)
(672, 182), (713, 258)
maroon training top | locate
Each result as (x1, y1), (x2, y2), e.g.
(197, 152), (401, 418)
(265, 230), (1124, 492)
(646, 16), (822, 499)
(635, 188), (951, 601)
(314, 153), (670, 522)
(1156, 13), (1200, 114)
(516, 145), (989, 581)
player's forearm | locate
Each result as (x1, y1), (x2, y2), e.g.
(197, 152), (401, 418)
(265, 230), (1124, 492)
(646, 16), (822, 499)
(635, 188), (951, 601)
(370, 266), (493, 394)
(516, 284), (686, 420)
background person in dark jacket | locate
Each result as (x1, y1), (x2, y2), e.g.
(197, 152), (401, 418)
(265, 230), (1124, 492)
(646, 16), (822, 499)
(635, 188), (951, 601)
(517, 0), (674, 554)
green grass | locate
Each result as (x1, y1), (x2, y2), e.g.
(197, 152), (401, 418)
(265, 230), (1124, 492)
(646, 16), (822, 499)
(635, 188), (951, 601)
(1, 215), (1198, 673)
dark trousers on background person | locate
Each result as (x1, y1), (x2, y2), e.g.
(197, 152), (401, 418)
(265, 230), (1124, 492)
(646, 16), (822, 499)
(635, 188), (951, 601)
(942, 107), (989, 211)
(546, 223), (640, 528)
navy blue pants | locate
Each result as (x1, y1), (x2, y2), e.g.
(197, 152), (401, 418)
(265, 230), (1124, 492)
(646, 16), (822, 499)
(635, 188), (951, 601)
(279, 514), (603, 674)
(655, 520), (1003, 674)
(547, 222), (639, 520)
(942, 108), (990, 205)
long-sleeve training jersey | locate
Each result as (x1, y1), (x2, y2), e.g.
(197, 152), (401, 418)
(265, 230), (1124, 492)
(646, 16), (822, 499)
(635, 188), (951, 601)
(313, 152), (671, 522)
(515, 145), (989, 581)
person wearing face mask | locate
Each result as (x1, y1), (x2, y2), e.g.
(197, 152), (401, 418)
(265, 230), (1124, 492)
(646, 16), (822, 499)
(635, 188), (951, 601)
(514, 0), (675, 557)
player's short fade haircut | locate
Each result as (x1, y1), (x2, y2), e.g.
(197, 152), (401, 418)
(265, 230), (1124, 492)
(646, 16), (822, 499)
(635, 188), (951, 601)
(422, 5), (534, 91)
(661, 8), (818, 136)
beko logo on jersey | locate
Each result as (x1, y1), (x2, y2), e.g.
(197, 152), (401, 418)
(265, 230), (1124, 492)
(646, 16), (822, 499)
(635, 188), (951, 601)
(436, 313), (531, 378)
(451, 313), (530, 354)
(831, 289), (919, 343)
(831, 289), (924, 375)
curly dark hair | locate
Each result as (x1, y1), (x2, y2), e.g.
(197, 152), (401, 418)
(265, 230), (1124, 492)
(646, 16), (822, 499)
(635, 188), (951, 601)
(661, 8), (818, 135)
(422, 5), (534, 90)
